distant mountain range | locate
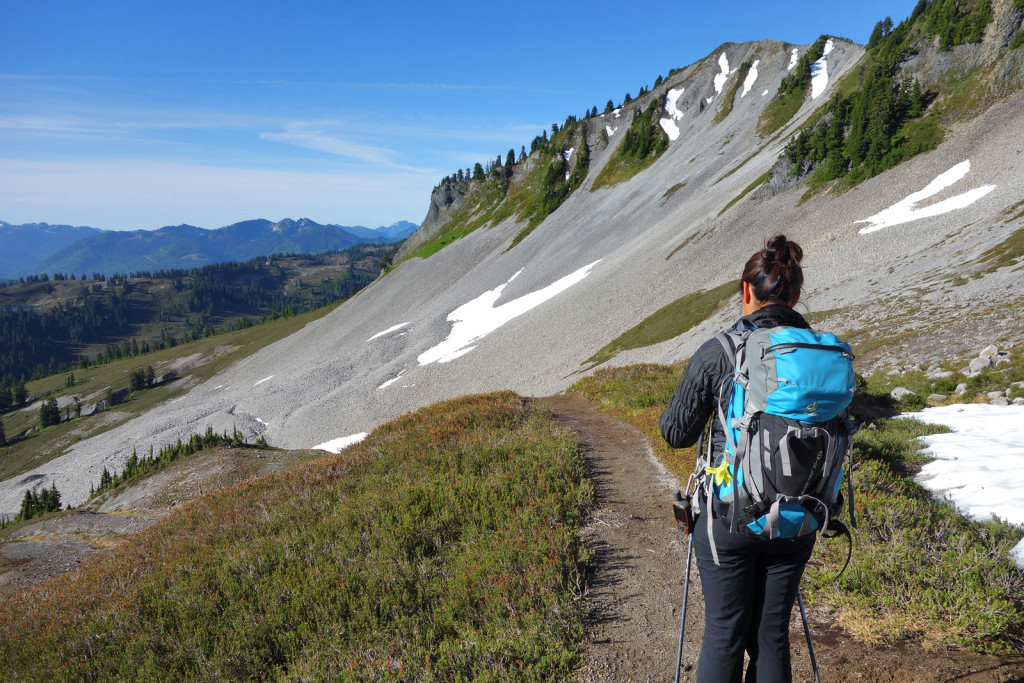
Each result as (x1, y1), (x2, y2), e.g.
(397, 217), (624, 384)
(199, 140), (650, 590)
(0, 218), (418, 278)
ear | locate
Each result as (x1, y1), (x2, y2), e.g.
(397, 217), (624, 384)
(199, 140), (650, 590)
(742, 280), (753, 306)
(789, 289), (801, 307)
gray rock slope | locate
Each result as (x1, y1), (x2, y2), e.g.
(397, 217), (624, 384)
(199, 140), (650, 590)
(4, 36), (1024, 515)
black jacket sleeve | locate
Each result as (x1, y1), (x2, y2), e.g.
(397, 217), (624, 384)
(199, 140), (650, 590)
(659, 337), (729, 449)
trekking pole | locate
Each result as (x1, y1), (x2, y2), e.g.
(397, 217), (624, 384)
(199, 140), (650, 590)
(796, 588), (822, 683)
(672, 489), (694, 683)
(673, 422), (707, 683)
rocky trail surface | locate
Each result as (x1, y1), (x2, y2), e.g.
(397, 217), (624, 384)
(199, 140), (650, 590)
(539, 393), (1024, 683)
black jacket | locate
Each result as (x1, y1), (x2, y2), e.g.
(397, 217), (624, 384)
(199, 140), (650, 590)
(659, 304), (811, 456)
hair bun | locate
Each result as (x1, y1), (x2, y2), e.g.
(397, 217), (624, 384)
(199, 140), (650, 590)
(765, 235), (802, 267)
(741, 234), (804, 305)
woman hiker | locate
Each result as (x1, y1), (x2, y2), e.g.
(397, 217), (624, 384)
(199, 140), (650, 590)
(659, 234), (815, 683)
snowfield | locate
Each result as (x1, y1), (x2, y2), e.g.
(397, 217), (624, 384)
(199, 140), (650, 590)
(908, 404), (1024, 567)
(659, 87), (686, 141)
(810, 38), (834, 99)
(417, 261), (602, 366)
(740, 60), (759, 97)
(856, 160), (997, 233)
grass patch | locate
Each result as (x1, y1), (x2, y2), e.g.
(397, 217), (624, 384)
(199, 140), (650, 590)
(757, 89), (806, 137)
(581, 280), (738, 369)
(662, 182), (687, 199)
(717, 170), (771, 217)
(571, 365), (1024, 652)
(666, 231), (702, 260)
(0, 391), (593, 680)
(977, 225), (1024, 274)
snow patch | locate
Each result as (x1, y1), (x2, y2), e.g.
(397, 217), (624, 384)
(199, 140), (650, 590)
(788, 47), (799, 70)
(906, 404), (1024, 568)
(809, 40), (834, 99)
(605, 124), (617, 137)
(377, 369), (406, 390)
(313, 432), (368, 454)
(368, 322), (410, 341)
(761, 88), (769, 97)
(613, 108), (621, 118)
(740, 60), (759, 97)
(254, 375), (275, 387)
(417, 261), (602, 366)
(660, 119), (680, 141)
(659, 86), (685, 141)
(256, 417), (267, 426)
(712, 52), (731, 98)
(856, 160), (996, 234)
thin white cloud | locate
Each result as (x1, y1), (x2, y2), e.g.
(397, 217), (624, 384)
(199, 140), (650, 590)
(260, 124), (432, 172)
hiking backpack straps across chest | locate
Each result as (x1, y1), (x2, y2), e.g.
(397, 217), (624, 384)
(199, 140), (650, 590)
(701, 323), (857, 565)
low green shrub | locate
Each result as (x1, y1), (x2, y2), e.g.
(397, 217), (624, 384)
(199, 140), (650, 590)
(0, 392), (593, 680)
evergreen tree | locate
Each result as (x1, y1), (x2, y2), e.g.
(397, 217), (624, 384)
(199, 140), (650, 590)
(623, 93), (632, 103)
(655, 75), (663, 87)
(40, 397), (60, 428)
(0, 384), (11, 412)
(551, 122), (559, 135)
(605, 100), (614, 113)
(0, 418), (6, 446)
(519, 146), (526, 163)
(506, 149), (516, 167)
(472, 163), (484, 181)
(14, 382), (27, 406)
(66, 372), (75, 388)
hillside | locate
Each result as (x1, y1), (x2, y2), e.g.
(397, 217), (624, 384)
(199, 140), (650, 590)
(0, 245), (393, 384)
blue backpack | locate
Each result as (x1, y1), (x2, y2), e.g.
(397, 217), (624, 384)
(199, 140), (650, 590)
(700, 323), (857, 564)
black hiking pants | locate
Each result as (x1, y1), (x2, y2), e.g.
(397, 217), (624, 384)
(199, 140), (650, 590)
(692, 509), (815, 683)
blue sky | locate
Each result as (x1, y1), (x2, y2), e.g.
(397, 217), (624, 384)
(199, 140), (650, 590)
(1, 0), (920, 231)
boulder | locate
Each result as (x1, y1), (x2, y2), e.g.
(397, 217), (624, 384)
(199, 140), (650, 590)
(1013, 398), (1024, 406)
(82, 400), (106, 416)
(890, 387), (918, 402)
(987, 391), (1006, 400)
(928, 370), (954, 379)
(969, 357), (991, 373)
(991, 397), (1010, 406)
(979, 345), (999, 359)
(926, 394), (947, 403)
(955, 383), (968, 395)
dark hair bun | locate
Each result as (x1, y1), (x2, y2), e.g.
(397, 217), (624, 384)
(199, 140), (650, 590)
(764, 235), (803, 267)
(741, 234), (804, 305)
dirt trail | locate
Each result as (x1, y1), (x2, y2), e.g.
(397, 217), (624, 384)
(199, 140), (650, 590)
(539, 394), (1024, 683)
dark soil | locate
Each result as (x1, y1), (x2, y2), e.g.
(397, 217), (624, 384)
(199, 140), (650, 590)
(539, 393), (1024, 683)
